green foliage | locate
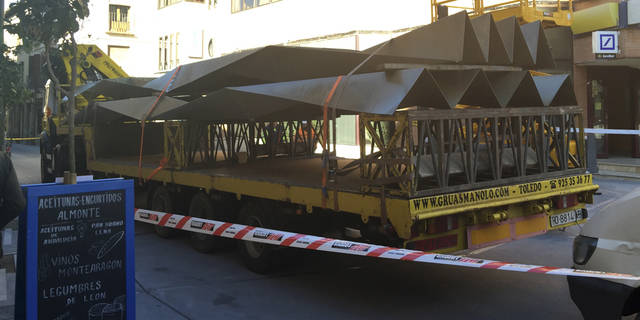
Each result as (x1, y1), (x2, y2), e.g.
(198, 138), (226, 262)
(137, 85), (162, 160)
(3, 0), (89, 50)
(2, 0), (90, 174)
(0, 45), (31, 147)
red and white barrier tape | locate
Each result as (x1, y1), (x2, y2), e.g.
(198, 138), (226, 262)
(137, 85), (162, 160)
(135, 208), (640, 281)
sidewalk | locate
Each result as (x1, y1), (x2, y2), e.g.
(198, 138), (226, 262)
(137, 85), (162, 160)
(597, 157), (640, 179)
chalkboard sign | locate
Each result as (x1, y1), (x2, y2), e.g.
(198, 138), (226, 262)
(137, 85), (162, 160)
(17, 179), (135, 320)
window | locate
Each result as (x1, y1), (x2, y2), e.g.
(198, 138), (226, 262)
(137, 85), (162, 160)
(169, 34), (174, 68)
(109, 5), (130, 34)
(158, 37), (163, 70)
(158, 36), (170, 71)
(164, 35), (169, 70)
(158, 0), (204, 9)
(158, 33), (181, 71)
(108, 46), (130, 67)
(186, 31), (204, 58)
(231, 0), (280, 13)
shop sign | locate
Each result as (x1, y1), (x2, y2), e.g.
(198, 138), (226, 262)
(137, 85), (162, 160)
(592, 31), (619, 55)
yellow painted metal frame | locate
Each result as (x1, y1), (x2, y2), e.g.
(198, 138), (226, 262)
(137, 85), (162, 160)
(62, 44), (129, 87)
(359, 113), (413, 195)
(163, 121), (186, 169)
(431, 0), (573, 27)
(412, 173), (597, 219)
(84, 108), (596, 246)
(403, 215), (467, 253)
(87, 159), (415, 238)
(88, 157), (597, 241)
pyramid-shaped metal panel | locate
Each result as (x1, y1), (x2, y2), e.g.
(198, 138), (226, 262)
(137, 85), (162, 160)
(533, 74), (576, 106)
(505, 71), (544, 107)
(495, 17), (535, 67)
(106, 13), (582, 124)
(485, 71), (530, 107)
(471, 14), (511, 65)
(145, 45), (448, 98)
(155, 69), (426, 121)
(366, 12), (486, 64)
(520, 21), (556, 69)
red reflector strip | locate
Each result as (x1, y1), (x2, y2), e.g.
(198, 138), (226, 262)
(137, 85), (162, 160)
(307, 238), (331, 250)
(282, 234), (304, 247)
(234, 226), (255, 239)
(366, 247), (394, 257)
(158, 213), (173, 226)
(529, 266), (559, 273)
(213, 223), (233, 236)
(401, 252), (425, 261)
(481, 262), (508, 269)
(175, 216), (190, 229)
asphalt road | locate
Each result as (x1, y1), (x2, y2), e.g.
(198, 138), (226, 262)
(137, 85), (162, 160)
(10, 143), (640, 319)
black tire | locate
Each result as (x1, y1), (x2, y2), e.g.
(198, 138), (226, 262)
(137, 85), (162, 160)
(188, 192), (231, 253)
(150, 186), (176, 238)
(237, 201), (279, 274)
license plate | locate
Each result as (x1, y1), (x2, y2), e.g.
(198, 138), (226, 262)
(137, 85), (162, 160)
(549, 209), (583, 228)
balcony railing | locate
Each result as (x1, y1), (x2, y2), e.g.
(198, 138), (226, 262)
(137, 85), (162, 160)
(109, 20), (131, 34)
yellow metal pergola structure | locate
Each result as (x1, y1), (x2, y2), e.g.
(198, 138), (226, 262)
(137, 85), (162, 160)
(431, 0), (573, 27)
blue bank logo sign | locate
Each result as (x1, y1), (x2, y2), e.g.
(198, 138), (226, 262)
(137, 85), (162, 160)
(592, 31), (619, 54)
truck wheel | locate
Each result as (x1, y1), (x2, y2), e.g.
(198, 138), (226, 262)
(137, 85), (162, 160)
(238, 201), (278, 274)
(189, 192), (230, 253)
(150, 186), (176, 238)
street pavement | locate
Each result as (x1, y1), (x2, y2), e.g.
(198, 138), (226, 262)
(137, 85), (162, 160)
(7, 143), (640, 319)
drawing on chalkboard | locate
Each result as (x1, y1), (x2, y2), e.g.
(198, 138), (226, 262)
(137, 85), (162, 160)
(89, 241), (103, 256)
(114, 295), (126, 314)
(97, 231), (125, 259)
(88, 295), (126, 320)
(88, 303), (109, 320)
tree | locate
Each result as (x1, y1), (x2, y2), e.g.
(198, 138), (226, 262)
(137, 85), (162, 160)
(3, 0), (89, 177)
(0, 44), (30, 149)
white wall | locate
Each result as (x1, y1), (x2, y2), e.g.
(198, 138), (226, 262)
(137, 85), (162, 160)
(69, 0), (432, 77)
(74, 0), (158, 77)
(152, 1), (217, 70)
(211, 0), (430, 55)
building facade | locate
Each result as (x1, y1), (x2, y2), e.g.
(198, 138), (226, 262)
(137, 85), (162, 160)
(572, 0), (640, 158)
(74, 0), (432, 78)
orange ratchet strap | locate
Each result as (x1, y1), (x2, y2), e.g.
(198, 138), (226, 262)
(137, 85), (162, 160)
(138, 66), (182, 182)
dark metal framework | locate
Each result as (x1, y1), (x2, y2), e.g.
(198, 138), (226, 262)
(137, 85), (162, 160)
(160, 105), (585, 200)
(163, 120), (324, 168)
(360, 106), (585, 197)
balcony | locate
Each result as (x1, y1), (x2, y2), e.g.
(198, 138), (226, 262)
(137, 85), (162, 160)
(109, 20), (131, 34)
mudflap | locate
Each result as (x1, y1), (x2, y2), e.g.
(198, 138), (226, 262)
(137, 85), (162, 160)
(567, 276), (636, 320)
